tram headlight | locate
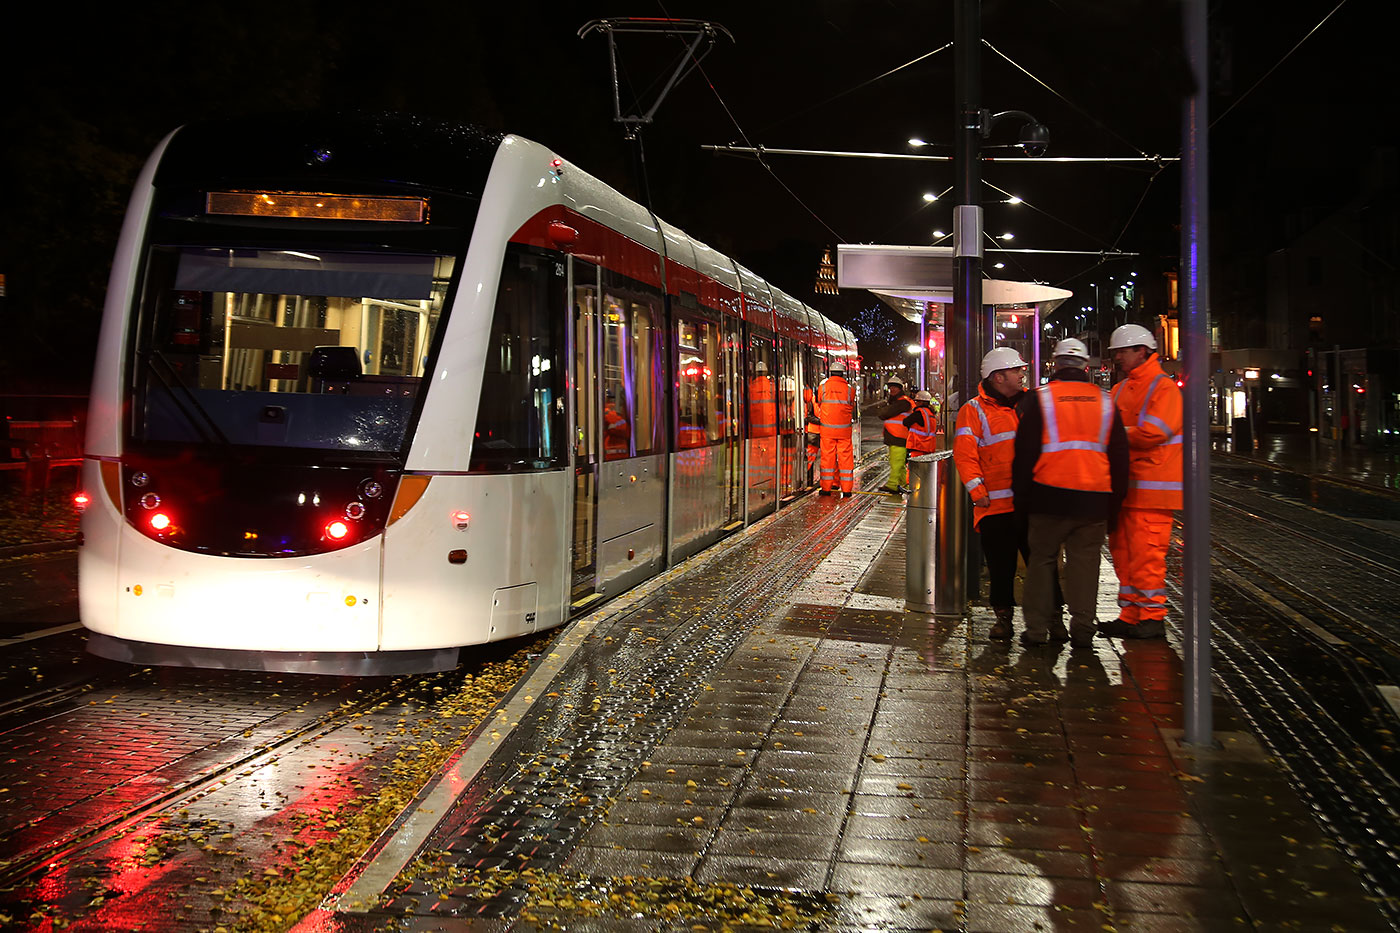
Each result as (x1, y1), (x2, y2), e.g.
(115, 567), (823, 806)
(452, 510), (470, 531)
(150, 512), (172, 532)
(73, 491), (91, 511)
(325, 520), (350, 540)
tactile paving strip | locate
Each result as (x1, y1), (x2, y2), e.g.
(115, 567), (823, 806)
(375, 492), (890, 920)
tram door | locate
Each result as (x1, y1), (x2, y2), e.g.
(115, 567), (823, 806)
(570, 260), (601, 607)
(723, 317), (744, 525)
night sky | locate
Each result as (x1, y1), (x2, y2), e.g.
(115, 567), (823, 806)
(1, 0), (1388, 389)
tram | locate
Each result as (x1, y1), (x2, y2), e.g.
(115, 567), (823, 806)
(76, 113), (858, 675)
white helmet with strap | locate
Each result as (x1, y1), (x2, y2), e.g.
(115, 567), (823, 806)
(1051, 337), (1089, 362)
(830, 360), (847, 373)
(1107, 323), (1158, 351)
(981, 347), (1028, 379)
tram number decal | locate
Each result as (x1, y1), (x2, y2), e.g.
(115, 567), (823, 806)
(525, 611), (537, 625)
(554, 263), (565, 277)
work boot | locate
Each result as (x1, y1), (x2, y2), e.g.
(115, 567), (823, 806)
(1069, 627), (1096, 649)
(988, 608), (1014, 641)
(1123, 619), (1166, 639)
(1096, 617), (1133, 638)
(1018, 631), (1049, 648)
(1047, 611), (1069, 643)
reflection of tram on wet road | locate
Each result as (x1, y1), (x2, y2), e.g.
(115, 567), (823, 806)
(76, 112), (856, 676)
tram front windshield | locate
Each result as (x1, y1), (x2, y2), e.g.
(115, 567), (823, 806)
(131, 245), (456, 459)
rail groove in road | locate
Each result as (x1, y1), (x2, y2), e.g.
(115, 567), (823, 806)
(1182, 480), (1400, 924)
(0, 673), (420, 889)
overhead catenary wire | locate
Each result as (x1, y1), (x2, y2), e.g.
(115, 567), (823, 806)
(982, 38), (1155, 159)
(1209, 0), (1349, 130)
(980, 178), (1117, 252)
(754, 42), (954, 136)
(653, 3), (846, 244)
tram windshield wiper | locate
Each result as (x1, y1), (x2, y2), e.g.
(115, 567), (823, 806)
(140, 350), (234, 449)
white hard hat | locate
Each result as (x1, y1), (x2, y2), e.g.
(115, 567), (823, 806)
(886, 376), (904, 387)
(981, 347), (1028, 379)
(914, 390), (933, 402)
(754, 360), (768, 373)
(830, 360), (847, 373)
(1052, 337), (1089, 361)
(1107, 323), (1158, 351)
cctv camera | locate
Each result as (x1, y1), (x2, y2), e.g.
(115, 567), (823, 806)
(1019, 122), (1050, 158)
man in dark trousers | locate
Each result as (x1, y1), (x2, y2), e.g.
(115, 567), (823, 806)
(1012, 338), (1129, 648)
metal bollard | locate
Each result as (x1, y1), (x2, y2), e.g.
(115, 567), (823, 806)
(904, 451), (959, 614)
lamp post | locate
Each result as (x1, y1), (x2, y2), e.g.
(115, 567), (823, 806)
(949, 0), (1048, 615)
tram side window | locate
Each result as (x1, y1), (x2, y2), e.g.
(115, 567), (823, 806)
(747, 334), (776, 437)
(676, 316), (722, 448)
(777, 338), (798, 433)
(602, 271), (665, 460)
(468, 245), (567, 471)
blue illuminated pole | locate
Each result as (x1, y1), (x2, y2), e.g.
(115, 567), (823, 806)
(1182, 0), (1213, 744)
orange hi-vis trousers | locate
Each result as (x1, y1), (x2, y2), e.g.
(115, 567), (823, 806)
(1108, 507), (1173, 624)
(820, 431), (854, 493)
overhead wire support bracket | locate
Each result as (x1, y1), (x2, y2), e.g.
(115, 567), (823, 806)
(701, 144), (1178, 164)
(579, 18), (734, 139)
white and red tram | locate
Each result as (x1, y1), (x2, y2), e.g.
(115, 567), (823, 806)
(77, 113), (858, 674)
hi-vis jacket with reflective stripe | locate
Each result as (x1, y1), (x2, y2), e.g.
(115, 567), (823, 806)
(816, 375), (855, 437)
(1012, 368), (1128, 521)
(1033, 380), (1115, 492)
(867, 393), (915, 445)
(1112, 354), (1183, 510)
(954, 382), (1022, 527)
(903, 405), (940, 455)
(748, 376), (777, 437)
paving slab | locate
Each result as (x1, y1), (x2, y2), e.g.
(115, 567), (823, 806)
(305, 454), (1395, 933)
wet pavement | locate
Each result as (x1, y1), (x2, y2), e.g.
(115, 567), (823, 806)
(296, 450), (1393, 931)
(2, 423), (1396, 931)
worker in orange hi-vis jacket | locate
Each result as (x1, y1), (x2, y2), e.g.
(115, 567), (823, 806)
(955, 347), (1034, 641)
(816, 360), (856, 497)
(1100, 324), (1182, 641)
(1012, 338), (1129, 649)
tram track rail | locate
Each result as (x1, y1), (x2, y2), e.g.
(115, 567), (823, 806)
(0, 672), (105, 728)
(1173, 479), (1400, 923)
(0, 671), (432, 891)
(1179, 572), (1400, 927)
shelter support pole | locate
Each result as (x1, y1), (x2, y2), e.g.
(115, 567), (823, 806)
(939, 0), (983, 618)
(1182, 0), (1213, 745)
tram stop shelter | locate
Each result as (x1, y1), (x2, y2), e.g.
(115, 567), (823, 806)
(835, 244), (1071, 387)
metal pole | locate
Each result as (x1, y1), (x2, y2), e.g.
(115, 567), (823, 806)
(1182, 0), (1213, 745)
(919, 312), (928, 390)
(939, 0), (982, 618)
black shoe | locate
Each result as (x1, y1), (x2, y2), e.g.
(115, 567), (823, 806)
(1019, 632), (1049, 647)
(1070, 629), (1096, 649)
(1096, 618), (1132, 638)
(1097, 618), (1167, 639)
(818, 489), (830, 496)
(896, 484), (911, 494)
(989, 609), (1014, 641)
(1047, 624), (1070, 643)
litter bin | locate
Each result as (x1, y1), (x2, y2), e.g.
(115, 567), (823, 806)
(905, 451), (963, 615)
